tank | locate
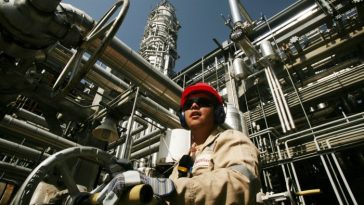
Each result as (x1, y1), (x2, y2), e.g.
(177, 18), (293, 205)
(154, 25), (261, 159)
(232, 57), (249, 79)
(260, 40), (278, 61)
(157, 128), (190, 165)
(224, 103), (243, 131)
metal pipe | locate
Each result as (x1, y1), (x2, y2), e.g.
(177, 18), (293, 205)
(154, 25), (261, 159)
(15, 108), (48, 128)
(131, 134), (162, 152)
(228, 0), (243, 24)
(133, 129), (164, 146)
(87, 64), (181, 129)
(0, 138), (50, 160)
(326, 140), (360, 205)
(237, 1), (253, 24)
(0, 161), (31, 179)
(119, 87), (140, 160)
(267, 67), (291, 131)
(30, 0), (61, 13)
(0, 115), (80, 149)
(130, 143), (159, 160)
(270, 66), (295, 129)
(264, 68), (287, 133)
(108, 116), (148, 150)
(89, 37), (182, 110)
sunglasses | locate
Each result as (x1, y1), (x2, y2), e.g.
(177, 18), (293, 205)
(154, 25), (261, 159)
(182, 97), (213, 111)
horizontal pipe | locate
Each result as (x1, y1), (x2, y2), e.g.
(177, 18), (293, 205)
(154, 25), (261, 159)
(0, 115), (80, 149)
(89, 38), (183, 110)
(131, 134), (162, 152)
(130, 143), (159, 159)
(0, 161), (31, 179)
(0, 138), (50, 160)
(15, 108), (48, 128)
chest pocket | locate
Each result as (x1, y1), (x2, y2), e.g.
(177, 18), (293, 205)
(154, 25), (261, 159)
(191, 143), (216, 175)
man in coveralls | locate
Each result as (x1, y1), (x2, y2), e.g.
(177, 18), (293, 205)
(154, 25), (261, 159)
(166, 82), (261, 205)
(98, 82), (260, 205)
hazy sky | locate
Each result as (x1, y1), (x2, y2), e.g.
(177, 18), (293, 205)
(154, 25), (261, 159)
(63, 0), (296, 72)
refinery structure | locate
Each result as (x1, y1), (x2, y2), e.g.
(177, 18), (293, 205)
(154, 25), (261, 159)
(139, 0), (180, 77)
(0, 0), (363, 204)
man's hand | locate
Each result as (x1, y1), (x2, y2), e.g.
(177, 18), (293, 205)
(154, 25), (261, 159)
(96, 170), (175, 205)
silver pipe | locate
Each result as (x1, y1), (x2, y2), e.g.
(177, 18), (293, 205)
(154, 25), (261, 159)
(238, 1), (253, 24)
(270, 67), (296, 129)
(321, 155), (345, 205)
(264, 68), (287, 133)
(133, 129), (164, 146)
(267, 67), (291, 131)
(87, 64), (181, 129)
(0, 138), (50, 160)
(30, 0), (60, 13)
(138, 96), (181, 128)
(0, 161), (31, 179)
(119, 87), (140, 160)
(228, 0), (243, 24)
(130, 143), (159, 160)
(330, 152), (358, 204)
(108, 116), (148, 150)
(59, 3), (95, 33)
(327, 139), (359, 205)
(131, 134), (162, 152)
(15, 108), (48, 128)
(89, 38), (183, 110)
(0, 115), (80, 149)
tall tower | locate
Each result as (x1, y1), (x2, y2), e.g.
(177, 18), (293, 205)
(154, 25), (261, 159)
(139, 0), (180, 77)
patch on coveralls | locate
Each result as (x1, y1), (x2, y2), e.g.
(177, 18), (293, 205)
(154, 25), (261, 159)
(192, 151), (212, 170)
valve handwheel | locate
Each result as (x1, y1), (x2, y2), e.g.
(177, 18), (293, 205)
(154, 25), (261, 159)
(11, 147), (122, 205)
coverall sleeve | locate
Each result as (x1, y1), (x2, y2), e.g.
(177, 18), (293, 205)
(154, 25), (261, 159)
(167, 130), (260, 205)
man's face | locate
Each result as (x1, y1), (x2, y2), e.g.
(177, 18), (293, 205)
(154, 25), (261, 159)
(183, 92), (215, 130)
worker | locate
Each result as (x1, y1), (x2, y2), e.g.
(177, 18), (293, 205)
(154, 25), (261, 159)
(165, 82), (261, 205)
(96, 82), (260, 205)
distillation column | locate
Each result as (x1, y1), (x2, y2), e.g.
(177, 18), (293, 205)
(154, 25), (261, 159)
(139, 0), (180, 77)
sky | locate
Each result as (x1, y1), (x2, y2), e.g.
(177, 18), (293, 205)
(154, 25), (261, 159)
(63, 0), (297, 72)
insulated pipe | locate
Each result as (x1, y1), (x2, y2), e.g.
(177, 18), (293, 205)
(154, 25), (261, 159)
(266, 67), (291, 131)
(15, 108), (48, 128)
(119, 87), (140, 160)
(58, 3), (95, 33)
(133, 129), (164, 146)
(88, 65), (180, 129)
(49, 48), (181, 129)
(130, 143), (159, 159)
(228, 0), (243, 24)
(131, 134), (162, 152)
(29, 0), (61, 13)
(270, 67), (295, 130)
(89, 37), (182, 110)
(0, 138), (50, 160)
(0, 161), (31, 179)
(0, 115), (80, 149)
(264, 68), (287, 133)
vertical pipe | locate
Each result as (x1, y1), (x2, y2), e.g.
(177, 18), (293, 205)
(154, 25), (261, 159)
(228, 0), (243, 24)
(265, 69), (287, 133)
(215, 57), (219, 90)
(201, 56), (205, 82)
(271, 68), (296, 129)
(119, 87), (140, 160)
(325, 154), (349, 204)
(320, 155), (344, 204)
(267, 67), (291, 131)
(329, 152), (358, 204)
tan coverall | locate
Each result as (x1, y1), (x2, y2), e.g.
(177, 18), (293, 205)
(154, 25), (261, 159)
(167, 129), (260, 205)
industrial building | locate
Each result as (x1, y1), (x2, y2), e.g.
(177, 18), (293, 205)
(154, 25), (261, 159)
(0, 0), (363, 204)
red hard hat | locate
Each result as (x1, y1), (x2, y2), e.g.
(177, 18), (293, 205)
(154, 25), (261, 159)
(180, 82), (223, 109)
